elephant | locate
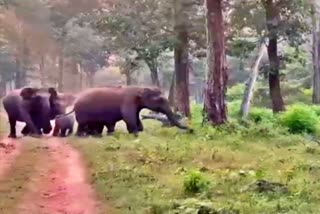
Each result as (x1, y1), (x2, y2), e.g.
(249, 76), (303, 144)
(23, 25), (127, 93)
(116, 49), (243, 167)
(62, 86), (193, 136)
(85, 122), (116, 137)
(52, 113), (74, 137)
(2, 87), (66, 138)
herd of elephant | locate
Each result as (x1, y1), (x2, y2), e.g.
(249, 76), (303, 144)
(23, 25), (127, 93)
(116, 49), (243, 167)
(1, 85), (193, 139)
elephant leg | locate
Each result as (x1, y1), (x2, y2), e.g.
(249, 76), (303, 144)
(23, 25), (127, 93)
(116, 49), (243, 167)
(52, 125), (60, 137)
(67, 127), (73, 136)
(59, 128), (67, 137)
(21, 125), (30, 136)
(92, 123), (103, 138)
(122, 110), (139, 136)
(137, 118), (143, 132)
(8, 117), (17, 138)
(76, 123), (87, 137)
(106, 123), (116, 135)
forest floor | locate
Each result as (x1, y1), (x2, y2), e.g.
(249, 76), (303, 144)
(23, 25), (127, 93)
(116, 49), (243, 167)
(1, 110), (320, 213)
(0, 112), (106, 214)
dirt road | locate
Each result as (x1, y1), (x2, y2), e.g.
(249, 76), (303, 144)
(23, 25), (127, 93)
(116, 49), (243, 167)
(0, 113), (103, 214)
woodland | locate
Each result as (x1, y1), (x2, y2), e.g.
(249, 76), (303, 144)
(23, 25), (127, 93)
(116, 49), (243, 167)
(1, 0), (320, 213)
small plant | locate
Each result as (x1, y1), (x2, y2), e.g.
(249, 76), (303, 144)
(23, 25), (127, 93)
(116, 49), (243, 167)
(183, 170), (210, 195)
(280, 104), (318, 134)
(248, 107), (274, 123)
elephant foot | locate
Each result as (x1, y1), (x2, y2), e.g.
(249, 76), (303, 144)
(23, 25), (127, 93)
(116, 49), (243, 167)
(8, 133), (17, 138)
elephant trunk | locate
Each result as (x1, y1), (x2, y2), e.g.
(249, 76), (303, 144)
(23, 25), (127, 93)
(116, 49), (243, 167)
(161, 108), (192, 131)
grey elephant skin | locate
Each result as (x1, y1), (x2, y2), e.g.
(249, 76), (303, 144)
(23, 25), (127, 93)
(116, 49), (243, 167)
(63, 86), (192, 136)
(53, 113), (75, 137)
(2, 87), (65, 138)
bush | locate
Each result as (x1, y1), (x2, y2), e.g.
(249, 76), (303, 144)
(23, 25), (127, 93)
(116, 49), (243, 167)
(228, 100), (242, 118)
(183, 171), (210, 195)
(227, 84), (245, 101)
(280, 104), (319, 134)
(248, 107), (274, 123)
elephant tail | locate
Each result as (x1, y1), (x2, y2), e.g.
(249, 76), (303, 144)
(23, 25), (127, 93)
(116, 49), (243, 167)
(55, 109), (75, 119)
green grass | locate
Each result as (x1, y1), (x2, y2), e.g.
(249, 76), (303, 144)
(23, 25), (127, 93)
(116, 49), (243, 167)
(71, 120), (320, 214)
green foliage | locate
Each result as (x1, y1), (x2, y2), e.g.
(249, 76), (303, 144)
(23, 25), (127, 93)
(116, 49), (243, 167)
(248, 107), (274, 123)
(228, 38), (257, 59)
(183, 171), (210, 195)
(227, 100), (242, 118)
(227, 84), (245, 101)
(280, 104), (319, 134)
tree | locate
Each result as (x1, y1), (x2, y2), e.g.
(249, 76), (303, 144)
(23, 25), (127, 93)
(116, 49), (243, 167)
(312, 0), (320, 103)
(240, 39), (267, 118)
(203, 0), (228, 125)
(173, 0), (191, 117)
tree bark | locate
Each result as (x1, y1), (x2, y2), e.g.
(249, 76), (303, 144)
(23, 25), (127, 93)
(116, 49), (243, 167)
(240, 41), (267, 118)
(168, 72), (175, 107)
(312, 2), (320, 103)
(77, 63), (83, 90)
(39, 55), (46, 87)
(14, 56), (23, 89)
(174, 0), (191, 117)
(0, 81), (6, 98)
(265, 0), (285, 112)
(146, 59), (161, 87)
(58, 56), (64, 92)
(203, 0), (228, 125)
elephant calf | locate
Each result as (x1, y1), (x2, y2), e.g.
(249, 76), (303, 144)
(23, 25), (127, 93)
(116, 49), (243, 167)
(53, 113), (74, 137)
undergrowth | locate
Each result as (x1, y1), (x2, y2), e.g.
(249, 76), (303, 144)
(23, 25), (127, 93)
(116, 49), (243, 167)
(72, 104), (320, 213)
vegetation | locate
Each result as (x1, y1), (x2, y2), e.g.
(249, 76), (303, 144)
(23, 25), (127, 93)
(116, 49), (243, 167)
(1, 0), (320, 213)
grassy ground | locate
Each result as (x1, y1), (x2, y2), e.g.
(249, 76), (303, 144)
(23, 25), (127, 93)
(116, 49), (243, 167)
(72, 119), (320, 214)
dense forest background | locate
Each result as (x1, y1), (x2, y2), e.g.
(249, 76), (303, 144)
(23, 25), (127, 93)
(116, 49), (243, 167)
(0, 0), (317, 125)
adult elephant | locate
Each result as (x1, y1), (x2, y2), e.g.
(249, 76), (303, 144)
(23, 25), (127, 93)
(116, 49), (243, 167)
(2, 87), (65, 138)
(63, 86), (193, 136)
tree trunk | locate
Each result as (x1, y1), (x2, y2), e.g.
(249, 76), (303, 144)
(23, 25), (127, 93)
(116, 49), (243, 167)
(77, 63), (83, 90)
(15, 56), (23, 89)
(312, 2), (320, 103)
(203, 0), (228, 125)
(168, 72), (175, 107)
(240, 41), (267, 118)
(58, 56), (64, 92)
(174, 1), (190, 117)
(0, 81), (6, 98)
(265, 0), (285, 112)
(39, 55), (46, 87)
(147, 59), (161, 87)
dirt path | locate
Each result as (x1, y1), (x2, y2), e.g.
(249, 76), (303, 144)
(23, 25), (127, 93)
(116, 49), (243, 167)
(17, 137), (101, 214)
(0, 112), (23, 180)
(0, 112), (103, 214)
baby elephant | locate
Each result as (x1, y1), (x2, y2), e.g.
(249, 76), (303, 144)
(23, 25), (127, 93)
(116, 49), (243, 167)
(53, 113), (75, 137)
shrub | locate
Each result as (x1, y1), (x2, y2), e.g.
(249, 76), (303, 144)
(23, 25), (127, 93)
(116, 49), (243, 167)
(228, 100), (242, 118)
(183, 171), (210, 195)
(248, 107), (274, 123)
(227, 83), (245, 101)
(280, 104), (319, 134)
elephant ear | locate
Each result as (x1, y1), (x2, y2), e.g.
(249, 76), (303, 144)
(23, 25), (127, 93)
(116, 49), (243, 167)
(20, 87), (38, 100)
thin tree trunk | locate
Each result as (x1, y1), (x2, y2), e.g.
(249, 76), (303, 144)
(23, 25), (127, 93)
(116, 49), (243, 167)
(39, 55), (46, 87)
(168, 72), (175, 107)
(265, 0), (285, 112)
(58, 56), (64, 92)
(147, 59), (161, 87)
(240, 41), (267, 118)
(174, 1), (190, 117)
(0, 81), (6, 98)
(312, 2), (320, 103)
(77, 63), (83, 90)
(15, 56), (22, 89)
(203, 0), (228, 125)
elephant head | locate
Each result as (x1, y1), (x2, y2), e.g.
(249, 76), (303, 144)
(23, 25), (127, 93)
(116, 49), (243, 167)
(20, 87), (65, 134)
(138, 87), (192, 131)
